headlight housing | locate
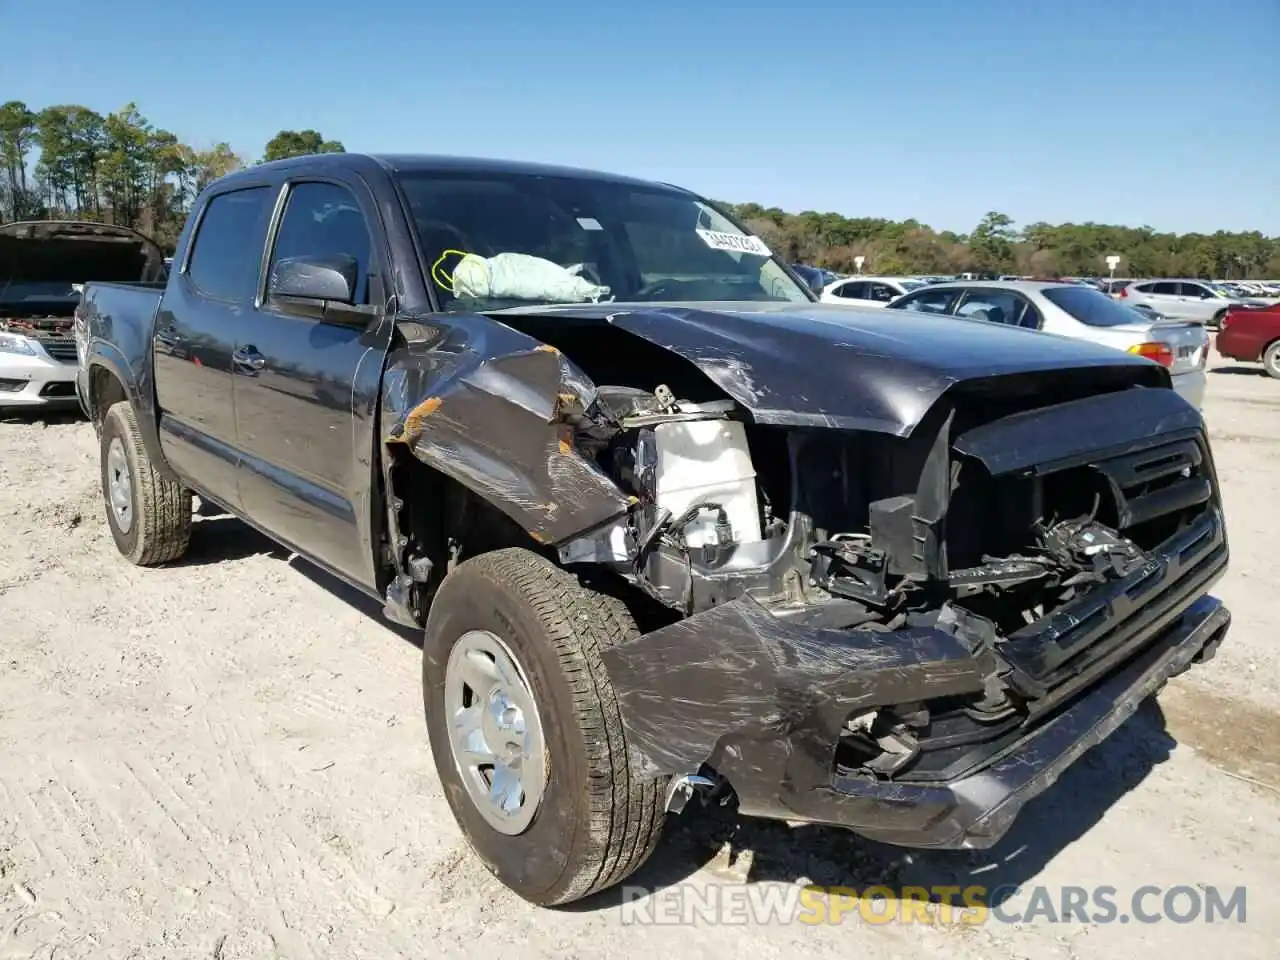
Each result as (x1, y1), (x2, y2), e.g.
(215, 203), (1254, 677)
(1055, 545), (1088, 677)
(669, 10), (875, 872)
(0, 331), (38, 356)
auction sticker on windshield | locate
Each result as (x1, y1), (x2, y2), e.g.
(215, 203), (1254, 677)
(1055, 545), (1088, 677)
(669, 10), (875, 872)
(696, 229), (772, 257)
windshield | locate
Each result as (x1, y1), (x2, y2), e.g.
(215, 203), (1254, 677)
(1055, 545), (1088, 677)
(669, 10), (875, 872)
(395, 171), (812, 311)
(1042, 285), (1156, 327)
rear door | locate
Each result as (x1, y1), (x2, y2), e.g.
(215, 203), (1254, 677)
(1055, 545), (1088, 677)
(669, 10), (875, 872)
(1131, 280), (1185, 318)
(1177, 282), (1224, 324)
(231, 176), (393, 588)
(152, 184), (277, 508)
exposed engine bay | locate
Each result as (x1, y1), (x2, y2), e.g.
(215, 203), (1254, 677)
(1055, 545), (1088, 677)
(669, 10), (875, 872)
(379, 305), (1225, 793)
(554, 376), (1217, 784)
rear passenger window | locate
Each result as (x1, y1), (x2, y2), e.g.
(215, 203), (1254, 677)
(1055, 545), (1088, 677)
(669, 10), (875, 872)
(186, 187), (274, 302)
(269, 182), (374, 304)
(834, 281), (867, 299)
(956, 290), (1023, 325)
(1016, 300), (1042, 328)
(895, 289), (959, 314)
(1150, 282), (1180, 295)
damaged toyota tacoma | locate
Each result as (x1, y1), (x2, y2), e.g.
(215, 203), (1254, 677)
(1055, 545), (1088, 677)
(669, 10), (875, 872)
(76, 154), (1231, 905)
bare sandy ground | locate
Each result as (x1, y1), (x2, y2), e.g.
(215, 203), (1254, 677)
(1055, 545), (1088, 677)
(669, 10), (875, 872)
(1, 355), (1278, 959)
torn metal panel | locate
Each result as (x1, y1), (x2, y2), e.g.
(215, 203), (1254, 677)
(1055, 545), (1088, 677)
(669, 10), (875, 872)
(381, 317), (629, 546)
(598, 595), (988, 779)
(488, 301), (1167, 436)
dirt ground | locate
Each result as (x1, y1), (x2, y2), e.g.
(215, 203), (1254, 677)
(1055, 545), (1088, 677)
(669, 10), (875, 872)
(1, 356), (1278, 959)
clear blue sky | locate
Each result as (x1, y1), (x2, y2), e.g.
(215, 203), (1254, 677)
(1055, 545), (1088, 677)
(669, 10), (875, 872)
(4, 0), (1278, 234)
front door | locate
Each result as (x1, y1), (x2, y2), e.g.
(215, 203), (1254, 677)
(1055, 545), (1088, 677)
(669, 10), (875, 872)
(152, 183), (277, 509)
(231, 178), (392, 588)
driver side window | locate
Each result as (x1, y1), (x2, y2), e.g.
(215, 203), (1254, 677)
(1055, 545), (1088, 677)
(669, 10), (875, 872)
(270, 181), (374, 304)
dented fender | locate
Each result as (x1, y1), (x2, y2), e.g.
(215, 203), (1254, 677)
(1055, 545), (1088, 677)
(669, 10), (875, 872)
(380, 314), (631, 545)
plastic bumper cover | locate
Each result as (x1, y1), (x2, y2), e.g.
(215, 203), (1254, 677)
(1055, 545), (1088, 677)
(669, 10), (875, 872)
(0, 350), (79, 407)
(603, 588), (1229, 851)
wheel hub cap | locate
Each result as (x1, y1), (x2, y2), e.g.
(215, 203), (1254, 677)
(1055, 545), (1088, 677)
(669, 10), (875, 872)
(106, 438), (133, 534)
(444, 630), (547, 835)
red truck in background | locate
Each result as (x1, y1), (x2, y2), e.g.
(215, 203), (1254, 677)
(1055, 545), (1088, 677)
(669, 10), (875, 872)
(1217, 303), (1280, 379)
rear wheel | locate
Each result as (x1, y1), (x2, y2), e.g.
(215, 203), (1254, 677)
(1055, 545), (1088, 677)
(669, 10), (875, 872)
(1211, 309), (1227, 331)
(422, 548), (667, 905)
(1263, 341), (1280, 380)
(99, 401), (192, 565)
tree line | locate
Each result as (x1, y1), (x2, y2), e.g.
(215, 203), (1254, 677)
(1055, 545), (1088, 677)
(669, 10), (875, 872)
(0, 99), (344, 250)
(2, 97), (1276, 277)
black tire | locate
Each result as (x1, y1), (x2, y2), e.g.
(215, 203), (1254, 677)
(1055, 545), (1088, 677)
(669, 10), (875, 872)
(100, 401), (192, 565)
(1264, 341), (1280, 380)
(422, 548), (667, 905)
(1211, 309), (1227, 331)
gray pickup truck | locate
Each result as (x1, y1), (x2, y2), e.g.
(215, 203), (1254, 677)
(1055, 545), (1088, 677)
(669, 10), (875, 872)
(74, 153), (1230, 905)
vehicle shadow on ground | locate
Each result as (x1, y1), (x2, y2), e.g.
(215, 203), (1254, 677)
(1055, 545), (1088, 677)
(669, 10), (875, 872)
(289, 559), (423, 647)
(171, 503), (292, 568)
(569, 699), (1176, 913)
(0, 409), (86, 426)
(1209, 364), (1268, 377)
(177, 506), (423, 643)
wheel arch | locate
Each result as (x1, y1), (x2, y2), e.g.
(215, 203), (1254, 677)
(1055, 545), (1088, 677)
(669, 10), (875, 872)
(84, 348), (175, 481)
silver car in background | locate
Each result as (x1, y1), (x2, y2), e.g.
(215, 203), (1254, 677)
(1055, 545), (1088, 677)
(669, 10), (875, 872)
(1119, 278), (1269, 328)
(886, 280), (1208, 408)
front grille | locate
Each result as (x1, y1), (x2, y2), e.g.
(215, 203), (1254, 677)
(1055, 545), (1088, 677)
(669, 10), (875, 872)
(38, 339), (78, 364)
(1094, 436), (1212, 540)
(998, 433), (1222, 690)
(39, 381), (75, 398)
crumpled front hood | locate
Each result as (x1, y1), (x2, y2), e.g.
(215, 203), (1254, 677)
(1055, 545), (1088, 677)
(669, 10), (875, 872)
(491, 301), (1166, 436)
(0, 220), (165, 290)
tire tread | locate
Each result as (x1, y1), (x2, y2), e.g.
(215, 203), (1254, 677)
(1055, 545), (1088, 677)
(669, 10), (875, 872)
(461, 548), (666, 905)
(104, 401), (191, 565)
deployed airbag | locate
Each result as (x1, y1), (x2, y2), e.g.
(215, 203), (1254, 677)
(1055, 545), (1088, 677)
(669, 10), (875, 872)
(452, 252), (610, 304)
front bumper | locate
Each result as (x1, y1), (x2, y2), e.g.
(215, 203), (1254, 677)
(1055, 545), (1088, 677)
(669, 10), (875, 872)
(780, 595), (1227, 848)
(0, 349), (80, 408)
(602, 511), (1229, 851)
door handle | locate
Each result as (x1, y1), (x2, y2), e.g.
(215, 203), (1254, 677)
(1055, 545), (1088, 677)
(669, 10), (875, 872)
(233, 346), (266, 373)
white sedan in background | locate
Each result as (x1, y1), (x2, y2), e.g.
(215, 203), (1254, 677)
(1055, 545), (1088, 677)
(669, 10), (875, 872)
(820, 275), (928, 307)
(885, 280), (1209, 408)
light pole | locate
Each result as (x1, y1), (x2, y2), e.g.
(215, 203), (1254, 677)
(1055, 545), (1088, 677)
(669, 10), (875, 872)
(854, 255), (865, 275)
(1105, 254), (1120, 287)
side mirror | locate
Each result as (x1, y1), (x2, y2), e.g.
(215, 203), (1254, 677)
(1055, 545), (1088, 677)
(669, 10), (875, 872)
(268, 254), (359, 305)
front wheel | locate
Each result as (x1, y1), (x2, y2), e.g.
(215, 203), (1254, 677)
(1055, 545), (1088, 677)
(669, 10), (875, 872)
(99, 401), (192, 565)
(422, 548), (667, 905)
